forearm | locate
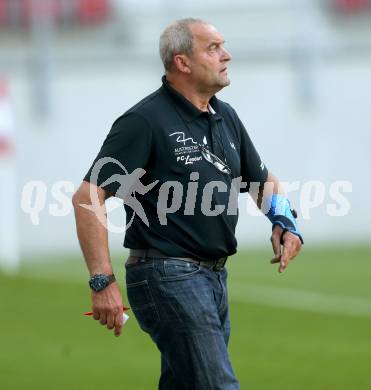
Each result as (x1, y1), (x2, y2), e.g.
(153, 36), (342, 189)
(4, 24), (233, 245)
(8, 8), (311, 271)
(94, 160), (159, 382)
(253, 171), (284, 210)
(265, 171), (285, 195)
(73, 183), (113, 276)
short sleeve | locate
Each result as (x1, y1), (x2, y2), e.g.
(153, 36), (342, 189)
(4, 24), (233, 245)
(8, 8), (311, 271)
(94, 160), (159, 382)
(84, 112), (152, 195)
(237, 116), (268, 193)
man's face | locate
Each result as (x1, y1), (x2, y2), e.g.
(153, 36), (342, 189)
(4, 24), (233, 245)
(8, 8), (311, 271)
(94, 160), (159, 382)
(187, 23), (232, 94)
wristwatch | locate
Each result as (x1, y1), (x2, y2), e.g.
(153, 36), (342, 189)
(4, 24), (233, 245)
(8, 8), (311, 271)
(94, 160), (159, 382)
(89, 273), (116, 292)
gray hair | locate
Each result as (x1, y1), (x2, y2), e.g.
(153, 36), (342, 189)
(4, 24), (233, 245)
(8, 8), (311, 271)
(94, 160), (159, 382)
(159, 18), (207, 72)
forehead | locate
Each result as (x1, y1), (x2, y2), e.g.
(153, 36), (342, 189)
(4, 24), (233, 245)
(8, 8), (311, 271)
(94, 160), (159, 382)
(190, 23), (224, 47)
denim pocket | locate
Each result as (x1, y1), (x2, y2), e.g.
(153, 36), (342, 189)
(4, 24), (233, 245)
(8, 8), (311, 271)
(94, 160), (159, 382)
(126, 279), (160, 333)
(160, 259), (201, 282)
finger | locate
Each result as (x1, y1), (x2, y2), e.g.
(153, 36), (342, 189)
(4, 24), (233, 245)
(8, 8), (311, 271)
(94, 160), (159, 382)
(93, 310), (100, 321)
(114, 313), (123, 337)
(106, 312), (115, 330)
(289, 244), (299, 260)
(282, 233), (301, 260)
(279, 245), (290, 273)
(292, 238), (302, 258)
(270, 233), (281, 264)
(271, 257), (281, 264)
(99, 312), (107, 325)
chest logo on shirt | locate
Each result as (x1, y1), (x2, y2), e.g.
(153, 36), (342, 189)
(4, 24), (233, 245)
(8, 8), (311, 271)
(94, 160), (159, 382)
(169, 131), (202, 165)
(177, 154), (202, 165)
(169, 131), (197, 146)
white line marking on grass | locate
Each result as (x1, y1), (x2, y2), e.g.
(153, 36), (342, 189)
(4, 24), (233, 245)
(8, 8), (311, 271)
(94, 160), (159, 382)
(230, 283), (371, 319)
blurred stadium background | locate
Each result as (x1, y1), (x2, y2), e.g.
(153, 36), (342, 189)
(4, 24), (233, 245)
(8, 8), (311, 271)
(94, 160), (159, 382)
(0, 0), (370, 389)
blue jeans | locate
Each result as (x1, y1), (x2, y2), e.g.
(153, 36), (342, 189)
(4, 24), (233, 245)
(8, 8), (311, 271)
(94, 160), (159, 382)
(125, 257), (240, 390)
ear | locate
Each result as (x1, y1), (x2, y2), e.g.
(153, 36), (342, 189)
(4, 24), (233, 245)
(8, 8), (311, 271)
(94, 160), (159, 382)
(173, 54), (191, 74)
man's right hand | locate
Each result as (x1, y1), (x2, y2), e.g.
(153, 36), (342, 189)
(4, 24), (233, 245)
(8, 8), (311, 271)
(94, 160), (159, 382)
(91, 282), (124, 337)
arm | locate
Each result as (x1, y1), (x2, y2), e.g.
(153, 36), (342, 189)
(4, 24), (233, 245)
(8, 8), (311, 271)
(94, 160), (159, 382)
(256, 171), (303, 273)
(229, 109), (302, 272)
(72, 180), (124, 336)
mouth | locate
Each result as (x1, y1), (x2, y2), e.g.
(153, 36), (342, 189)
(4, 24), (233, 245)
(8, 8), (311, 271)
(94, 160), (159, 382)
(220, 67), (228, 73)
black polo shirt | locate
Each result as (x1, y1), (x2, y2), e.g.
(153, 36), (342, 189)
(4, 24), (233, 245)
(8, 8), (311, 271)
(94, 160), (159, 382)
(84, 76), (268, 261)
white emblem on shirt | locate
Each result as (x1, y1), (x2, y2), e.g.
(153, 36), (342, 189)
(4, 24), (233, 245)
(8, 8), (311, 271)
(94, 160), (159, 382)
(176, 155), (202, 165)
(169, 131), (197, 145)
(169, 131), (202, 166)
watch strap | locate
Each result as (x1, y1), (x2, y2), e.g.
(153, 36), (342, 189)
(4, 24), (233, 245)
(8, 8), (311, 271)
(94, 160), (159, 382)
(107, 274), (116, 285)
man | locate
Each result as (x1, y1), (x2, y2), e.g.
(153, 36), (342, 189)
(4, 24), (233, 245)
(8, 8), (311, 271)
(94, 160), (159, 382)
(73, 18), (303, 390)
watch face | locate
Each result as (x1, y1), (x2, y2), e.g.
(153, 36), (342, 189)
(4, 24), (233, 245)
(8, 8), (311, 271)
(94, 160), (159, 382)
(89, 274), (109, 292)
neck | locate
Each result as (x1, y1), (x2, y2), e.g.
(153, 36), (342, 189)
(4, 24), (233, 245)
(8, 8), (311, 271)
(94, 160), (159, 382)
(166, 74), (213, 112)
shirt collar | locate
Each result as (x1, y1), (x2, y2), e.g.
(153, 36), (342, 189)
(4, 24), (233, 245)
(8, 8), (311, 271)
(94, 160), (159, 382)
(161, 75), (222, 122)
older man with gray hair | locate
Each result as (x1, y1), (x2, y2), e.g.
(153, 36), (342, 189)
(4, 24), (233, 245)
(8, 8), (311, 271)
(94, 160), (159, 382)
(73, 17), (303, 389)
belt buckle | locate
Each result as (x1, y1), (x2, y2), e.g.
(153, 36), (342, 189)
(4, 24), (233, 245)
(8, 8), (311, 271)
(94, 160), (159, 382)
(213, 256), (227, 271)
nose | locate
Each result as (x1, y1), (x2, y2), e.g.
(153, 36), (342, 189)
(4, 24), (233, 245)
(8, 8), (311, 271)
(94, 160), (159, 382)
(221, 46), (232, 62)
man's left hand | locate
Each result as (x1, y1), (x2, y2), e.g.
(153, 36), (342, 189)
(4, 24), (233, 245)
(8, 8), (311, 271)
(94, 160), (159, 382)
(270, 225), (302, 273)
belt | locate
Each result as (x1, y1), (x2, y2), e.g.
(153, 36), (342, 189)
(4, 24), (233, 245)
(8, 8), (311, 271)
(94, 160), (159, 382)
(127, 248), (228, 271)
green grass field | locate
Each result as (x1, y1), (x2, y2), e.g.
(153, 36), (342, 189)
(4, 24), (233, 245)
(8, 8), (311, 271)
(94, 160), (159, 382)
(1, 246), (370, 389)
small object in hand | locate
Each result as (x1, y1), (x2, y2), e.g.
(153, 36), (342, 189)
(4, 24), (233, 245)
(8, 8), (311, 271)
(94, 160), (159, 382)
(83, 306), (130, 316)
(83, 306), (130, 325)
(122, 312), (130, 325)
